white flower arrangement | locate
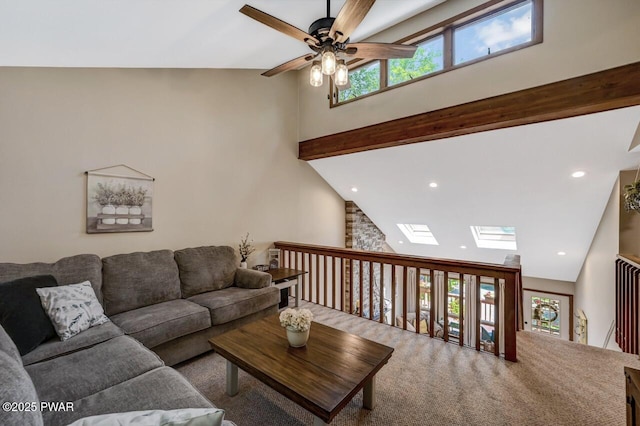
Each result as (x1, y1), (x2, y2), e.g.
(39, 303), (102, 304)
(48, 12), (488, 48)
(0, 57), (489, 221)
(279, 308), (313, 332)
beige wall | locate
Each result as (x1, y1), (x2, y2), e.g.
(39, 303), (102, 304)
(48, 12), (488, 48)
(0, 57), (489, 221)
(574, 179), (621, 351)
(522, 276), (574, 296)
(0, 67), (345, 264)
(298, 0), (640, 140)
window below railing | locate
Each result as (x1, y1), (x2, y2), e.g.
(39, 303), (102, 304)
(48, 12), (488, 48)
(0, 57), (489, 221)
(273, 241), (522, 361)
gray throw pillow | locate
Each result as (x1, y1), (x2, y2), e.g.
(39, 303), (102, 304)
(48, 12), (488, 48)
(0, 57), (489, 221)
(36, 281), (109, 341)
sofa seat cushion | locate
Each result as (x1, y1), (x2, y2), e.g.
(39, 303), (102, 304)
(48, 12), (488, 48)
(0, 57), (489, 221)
(174, 246), (237, 297)
(26, 335), (163, 402)
(0, 351), (43, 426)
(110, 299), (211, 348)
(43, 367), (214, 426)
(188, 286), (279, 326)
(102, 250), (182, 316)
(22, 321), (123, 366)
(0, 324), (21, 365)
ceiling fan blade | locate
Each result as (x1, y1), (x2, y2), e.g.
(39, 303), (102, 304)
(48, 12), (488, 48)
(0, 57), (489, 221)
(262, 54), (318, 77)
(345, 42), (418, 59)
(329, 0), (376, 43)
(240, 5), (319, 46)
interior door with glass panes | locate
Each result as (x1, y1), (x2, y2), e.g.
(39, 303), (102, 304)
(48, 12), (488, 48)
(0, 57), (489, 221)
(522, 290), (570, 340)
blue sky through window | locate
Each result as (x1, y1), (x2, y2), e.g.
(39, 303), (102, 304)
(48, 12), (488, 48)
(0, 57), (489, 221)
(454, 1), (533, 65)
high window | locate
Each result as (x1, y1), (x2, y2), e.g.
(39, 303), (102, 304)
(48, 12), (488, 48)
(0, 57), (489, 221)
(332, 0), (542, 106)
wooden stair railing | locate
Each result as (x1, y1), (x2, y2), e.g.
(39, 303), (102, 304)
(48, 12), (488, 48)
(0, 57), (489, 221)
(274, 242), (522, 361)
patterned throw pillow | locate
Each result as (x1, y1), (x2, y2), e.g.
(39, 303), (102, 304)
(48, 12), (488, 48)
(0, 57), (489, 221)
(36, 281), (109, 341)
(67, 408), (226, 426)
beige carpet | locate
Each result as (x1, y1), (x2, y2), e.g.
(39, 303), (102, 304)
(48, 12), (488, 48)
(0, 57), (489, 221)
(177, 301), (640, 425)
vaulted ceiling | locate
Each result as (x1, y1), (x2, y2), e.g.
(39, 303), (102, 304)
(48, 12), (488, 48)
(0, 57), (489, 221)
(3, 0), (638, 284)
(0, 0), (444, 68)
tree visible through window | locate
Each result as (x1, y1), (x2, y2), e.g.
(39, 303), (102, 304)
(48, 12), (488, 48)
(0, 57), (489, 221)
(389, 35), (443, 86)
(338, 61), (380, 102)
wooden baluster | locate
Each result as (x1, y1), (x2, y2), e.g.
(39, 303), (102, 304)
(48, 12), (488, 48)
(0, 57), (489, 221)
(302, 253), (306, 301)
(391, 265), (397, 328)
(498, 277), (506, 359)
(379, 263), (385, 324)
(348, 258), (354, 315)
(340, 257), (345, 312)
(459, 273), (464, 346)
(415, 267), (421, 334)
(429, 269), (435, 338)
(292, 251), (297, 300)
(332, 256), (336, 310)
(616, 260), (620, 347)
(323, 255), (328, 307)
(314, 254), (319, 304)
(359, 260), (364, 318)
(402, 266), (408, 331)
(369, 261), (374, 320)
(443, 271), (449, 342)
(476, 275), (481, 351)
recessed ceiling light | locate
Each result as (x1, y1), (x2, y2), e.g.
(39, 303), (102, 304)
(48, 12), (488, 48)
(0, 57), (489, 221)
(460, 245), (467, 249)
(429, 182), (438, 188)
(571, 171), (586, 178)
(351, 187), (358, 192)
(557, 251), (566, 256)
(398, 241), (403, 244)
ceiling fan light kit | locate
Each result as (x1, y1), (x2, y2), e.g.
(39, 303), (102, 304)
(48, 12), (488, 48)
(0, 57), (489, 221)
(240, 0), (418, 89)
(321, 49), (337, 75)
(310, 61), (323, 87)
(335, 60), (349, 86)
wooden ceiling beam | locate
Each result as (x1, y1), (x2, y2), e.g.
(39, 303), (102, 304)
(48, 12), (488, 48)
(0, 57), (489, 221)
(298, 61), (640, 161)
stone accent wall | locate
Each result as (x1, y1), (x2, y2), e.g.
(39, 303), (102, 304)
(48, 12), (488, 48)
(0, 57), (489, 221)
(345, 201), (386, 314)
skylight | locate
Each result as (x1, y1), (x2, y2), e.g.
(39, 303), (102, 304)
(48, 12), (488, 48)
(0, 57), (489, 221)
(470, 226), (517, 250)
(397, 224), (439, 245)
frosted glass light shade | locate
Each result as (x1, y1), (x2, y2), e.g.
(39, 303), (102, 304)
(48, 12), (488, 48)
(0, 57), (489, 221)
(321, 50), (336, 75)
(335, 60), (348, 86)
(310, 61), (323, 87)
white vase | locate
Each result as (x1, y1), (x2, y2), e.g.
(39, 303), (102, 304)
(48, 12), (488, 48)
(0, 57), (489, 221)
(101, 204), (116, 225)
(286, 326), (310, 348)
(115, 205), (129, 225)
(240, 261), (248, 269)
(129, 206), (142, 225)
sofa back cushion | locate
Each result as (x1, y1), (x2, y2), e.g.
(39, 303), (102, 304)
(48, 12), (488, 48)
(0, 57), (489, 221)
(102, 250), (181, 316)
(0, 351), (44, 426)
(0, 254), (103, 305)
(174, 246), (237, 298)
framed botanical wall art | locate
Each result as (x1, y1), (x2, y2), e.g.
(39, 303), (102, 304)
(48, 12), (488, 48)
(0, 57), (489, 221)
(86, 165), (154, 234)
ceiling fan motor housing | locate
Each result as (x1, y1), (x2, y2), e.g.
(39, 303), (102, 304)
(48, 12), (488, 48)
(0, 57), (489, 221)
(309, 17), (336, 42)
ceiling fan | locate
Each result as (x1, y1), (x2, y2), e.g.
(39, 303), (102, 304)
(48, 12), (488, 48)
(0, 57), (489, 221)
(239, 0), (418, 89)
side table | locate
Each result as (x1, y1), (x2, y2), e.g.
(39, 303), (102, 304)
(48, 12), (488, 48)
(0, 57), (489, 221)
(266, 268), (307, 309)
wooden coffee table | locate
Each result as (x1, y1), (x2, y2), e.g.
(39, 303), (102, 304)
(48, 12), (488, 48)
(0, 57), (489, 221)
(209, 314), (393, 425)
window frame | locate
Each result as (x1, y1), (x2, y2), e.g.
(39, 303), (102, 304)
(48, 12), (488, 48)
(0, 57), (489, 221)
(330, 0), (543, 107)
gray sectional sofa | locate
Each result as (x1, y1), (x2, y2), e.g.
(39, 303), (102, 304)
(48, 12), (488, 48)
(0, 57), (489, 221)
(0, 245), (280, 426)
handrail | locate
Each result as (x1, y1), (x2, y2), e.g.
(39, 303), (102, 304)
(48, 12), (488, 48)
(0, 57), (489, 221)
(274, 242), (521, 276)
(274, 241), (521, 361)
